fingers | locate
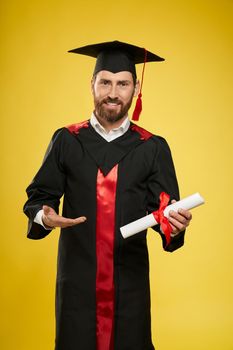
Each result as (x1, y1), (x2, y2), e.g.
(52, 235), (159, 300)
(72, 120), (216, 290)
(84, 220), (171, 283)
(44, 215), (87, 229)
(42, 205), (87, 229)
(178, 208), (192, 221)
(168, 208), (192, 235)
(56, 216), (87, 228)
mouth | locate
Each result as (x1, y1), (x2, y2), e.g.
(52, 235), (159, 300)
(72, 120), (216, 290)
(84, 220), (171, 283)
(103, 101), (122, 110)
(107, 101), (118, 105)
(106, 102), (119, 106)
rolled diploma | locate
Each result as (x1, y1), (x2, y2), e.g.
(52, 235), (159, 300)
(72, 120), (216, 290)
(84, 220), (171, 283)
(120, 192), (204, 239)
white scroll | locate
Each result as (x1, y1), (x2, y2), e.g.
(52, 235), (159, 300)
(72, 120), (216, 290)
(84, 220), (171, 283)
(120, 193), (204, 239)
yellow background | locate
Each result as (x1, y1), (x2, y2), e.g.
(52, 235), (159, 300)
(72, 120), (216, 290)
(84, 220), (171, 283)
(1, 0), (233, 349)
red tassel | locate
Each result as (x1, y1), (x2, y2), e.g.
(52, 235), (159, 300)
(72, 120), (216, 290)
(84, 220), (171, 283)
(131, 48), (147, 122)
(132, 93), (142, 121)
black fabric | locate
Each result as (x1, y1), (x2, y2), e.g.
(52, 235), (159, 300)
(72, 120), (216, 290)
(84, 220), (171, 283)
(23, 123), (185, 350)
(68, 40), (165, 75)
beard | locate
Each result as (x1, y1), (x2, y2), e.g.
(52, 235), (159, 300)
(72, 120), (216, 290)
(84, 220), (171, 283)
(93, 93), (134, 124)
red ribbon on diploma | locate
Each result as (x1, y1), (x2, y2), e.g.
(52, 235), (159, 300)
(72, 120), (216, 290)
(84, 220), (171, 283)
(153, 192), (173, 247)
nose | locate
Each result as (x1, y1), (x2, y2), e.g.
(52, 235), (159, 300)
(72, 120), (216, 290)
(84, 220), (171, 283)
(108, 84), (118, 99)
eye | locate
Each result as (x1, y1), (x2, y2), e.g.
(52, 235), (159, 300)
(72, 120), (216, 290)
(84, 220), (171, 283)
(100, 80), (110, 86)
(119, 81), (129, 87)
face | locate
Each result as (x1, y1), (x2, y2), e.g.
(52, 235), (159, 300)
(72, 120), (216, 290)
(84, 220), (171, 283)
(91, 70), (139, 125)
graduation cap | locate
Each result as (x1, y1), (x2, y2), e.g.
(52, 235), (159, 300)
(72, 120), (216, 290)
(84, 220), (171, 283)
(68, 40), (165, 121)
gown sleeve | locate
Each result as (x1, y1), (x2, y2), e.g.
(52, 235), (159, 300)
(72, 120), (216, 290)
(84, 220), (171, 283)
(147, 136), (185, 252)
(23, 129), (66, 240)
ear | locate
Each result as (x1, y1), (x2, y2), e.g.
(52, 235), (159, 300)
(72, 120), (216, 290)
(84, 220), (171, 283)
(134, 80), (140, 97)
(91, 78), (94, 95)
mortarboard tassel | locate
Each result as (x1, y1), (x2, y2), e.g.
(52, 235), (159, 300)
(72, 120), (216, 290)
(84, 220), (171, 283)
(132, 93), (142, 121)
(132, 48), (147, 121)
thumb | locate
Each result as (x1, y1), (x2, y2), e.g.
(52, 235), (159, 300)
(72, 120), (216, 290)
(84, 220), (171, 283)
(43, 205), (52, 216)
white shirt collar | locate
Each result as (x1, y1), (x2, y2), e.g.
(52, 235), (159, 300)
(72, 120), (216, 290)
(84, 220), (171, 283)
(90, 113), (130, 142)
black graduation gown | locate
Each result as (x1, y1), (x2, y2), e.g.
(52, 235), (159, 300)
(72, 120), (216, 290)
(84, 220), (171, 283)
(23, 121), (185, 350)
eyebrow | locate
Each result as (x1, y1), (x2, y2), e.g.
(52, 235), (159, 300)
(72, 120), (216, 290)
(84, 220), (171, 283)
(99, 79), (111, 83)
(117, 80), (131, 84)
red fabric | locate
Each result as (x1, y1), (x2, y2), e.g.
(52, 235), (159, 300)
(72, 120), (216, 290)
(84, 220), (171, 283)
(96, 165), (118, 350)
(132, 93), (142, 121)
(130, 124), (153, 140)
(66, 120), (89, 134)
(153, 192), (173, 247)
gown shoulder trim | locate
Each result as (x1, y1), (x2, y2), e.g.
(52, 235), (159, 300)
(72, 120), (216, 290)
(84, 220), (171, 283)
(66, 120), (89, 134)
(130, 123), (153, 140)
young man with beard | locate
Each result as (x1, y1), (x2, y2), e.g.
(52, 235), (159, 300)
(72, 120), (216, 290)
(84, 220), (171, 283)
(24, 41), (192, 350)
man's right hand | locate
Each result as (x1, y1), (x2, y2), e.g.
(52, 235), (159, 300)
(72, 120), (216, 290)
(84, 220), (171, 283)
(42, 205), (87, 229)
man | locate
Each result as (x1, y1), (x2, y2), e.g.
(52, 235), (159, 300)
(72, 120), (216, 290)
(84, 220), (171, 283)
(24, 41), (192, 350)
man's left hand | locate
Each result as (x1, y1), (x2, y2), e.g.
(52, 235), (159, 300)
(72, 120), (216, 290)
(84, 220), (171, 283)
(168, 200), (192, 236)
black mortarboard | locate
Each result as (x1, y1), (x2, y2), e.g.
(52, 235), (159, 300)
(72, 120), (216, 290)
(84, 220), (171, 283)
(68, 40), (165, 121)
(68, 40), (164, 76)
